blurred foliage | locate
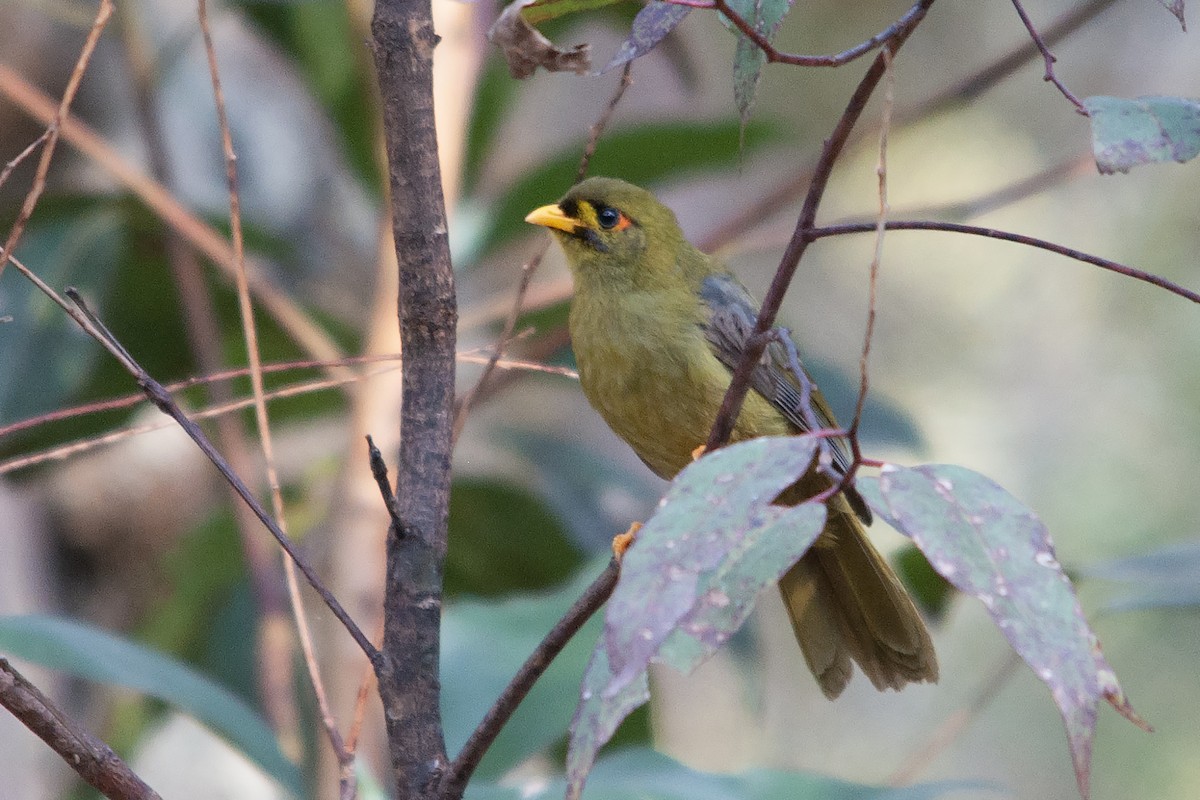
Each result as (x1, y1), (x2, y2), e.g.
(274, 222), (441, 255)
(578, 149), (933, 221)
(1, 1), (1198, 799)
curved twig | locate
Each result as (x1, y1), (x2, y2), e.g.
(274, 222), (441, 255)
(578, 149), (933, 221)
(439, 560), (621, 799)
(664, 0), (931, 68)
(1009, 0), (1088, 114)
(810, 221), (1200, 305)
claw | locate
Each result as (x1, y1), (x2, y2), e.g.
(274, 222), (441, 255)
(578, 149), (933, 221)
(612, 521), (642, 561)
(691, 444), (707, 461)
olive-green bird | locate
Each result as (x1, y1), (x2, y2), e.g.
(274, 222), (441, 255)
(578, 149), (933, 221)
(525, 177), (937, 698)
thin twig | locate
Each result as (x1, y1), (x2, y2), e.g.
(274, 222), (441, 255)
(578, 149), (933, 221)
(1008, 0), (1088, 114)
(0, 658), (161, 800)
(0, 63), (349, 372)
(888, 651), (1023, 786)
(0, 0), (113, 283)
(33, 280), (381, 662)
(575, 62), (633, 184)
(452, 62), (635, 443)
(809, 221), (1200, 306)
(680, 0), (931, 68)
(198, 0), (347, 764)
(0, 130), (50, 191)
(848, 46), (895, 457)
(451, 250), (544, 443)
(440, 560), (622, 799)
(705, 0), (935, 452)
(366, 435), (403, 529)
(0, 353), (574, 474)
(697, 0), (1118, 255)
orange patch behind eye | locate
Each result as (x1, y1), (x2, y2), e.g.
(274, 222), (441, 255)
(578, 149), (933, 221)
(612, 212), (633, 231)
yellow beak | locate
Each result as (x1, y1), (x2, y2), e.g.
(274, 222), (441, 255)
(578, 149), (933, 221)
(525, 203), (579, 234)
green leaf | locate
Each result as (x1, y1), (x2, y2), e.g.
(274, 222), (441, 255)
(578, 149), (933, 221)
(602, 1), (691, 73)
(0, 616), (301, 796)
(566, 436), (827, 798)
(724, 0), (795, 125)
(472, 120), (780, 264)
(473, 747), (985, 800)
(1155, 0), (1186, 30)
(892, 543), (955, 621)
(1084, 95), (1200, 174)
(1087, 539), (1200, 612)
(521, 0), (631, 26)
(858, 464), (1150, 800)
(441, 561), (612, 778)
(0, 203), (128, 421)
(447, 478), (583, 596)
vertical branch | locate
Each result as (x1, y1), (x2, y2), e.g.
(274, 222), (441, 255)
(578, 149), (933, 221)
(848, 46), (895, 449)
(371, 0), (456, 796)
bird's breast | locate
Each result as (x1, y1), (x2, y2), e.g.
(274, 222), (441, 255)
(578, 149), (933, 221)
(570, 290), (787, 480)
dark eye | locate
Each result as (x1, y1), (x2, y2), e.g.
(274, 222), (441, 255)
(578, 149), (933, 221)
(596, 206), (621, 230)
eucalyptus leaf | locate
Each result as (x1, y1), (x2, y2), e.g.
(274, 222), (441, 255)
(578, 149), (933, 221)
(859, 464), (1150, 800)
(602, 1), (691, 73)
(1084, 95), (1200, 173)
(566, 437), (827, 797)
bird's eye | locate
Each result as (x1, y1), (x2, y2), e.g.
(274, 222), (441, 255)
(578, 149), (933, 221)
(596, 206), (621, 230)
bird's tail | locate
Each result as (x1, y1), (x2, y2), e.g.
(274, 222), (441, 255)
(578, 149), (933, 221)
(778, 496), (938, 699)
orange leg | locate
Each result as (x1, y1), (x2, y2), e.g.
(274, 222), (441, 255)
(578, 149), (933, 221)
(612, 521), (642, 561)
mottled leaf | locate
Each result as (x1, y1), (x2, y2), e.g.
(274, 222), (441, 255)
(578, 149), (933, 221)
(1084, 95), (1200, 174)
(859, 464), (1150, 800)
(489, 0), (591, 79)
(566, 436), (827, 798)
(565, 643), (651, 800)
(1087, 539), (1200, 612)
(724, 0), (795, 125)
(602, 1), (691, 73)
(1155, 0), (1186, 30)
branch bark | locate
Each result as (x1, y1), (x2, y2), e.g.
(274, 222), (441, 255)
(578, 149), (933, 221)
(371, 0), (457, 796)
(0, 658), (161, 800)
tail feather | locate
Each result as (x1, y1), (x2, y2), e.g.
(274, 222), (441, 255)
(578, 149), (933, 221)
(778, 499), (937, 699)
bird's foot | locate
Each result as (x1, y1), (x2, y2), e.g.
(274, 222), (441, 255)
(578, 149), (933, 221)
(612, 521), (642, 562)
(690, 444), (707, 461)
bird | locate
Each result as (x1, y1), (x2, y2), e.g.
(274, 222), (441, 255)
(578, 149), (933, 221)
(524, 176), (937, 698)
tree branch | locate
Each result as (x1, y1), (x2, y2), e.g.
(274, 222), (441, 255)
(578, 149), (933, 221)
(1008, 0), (1088, 114)
(439, 560), (621, 799)
(697, 0), (1118, 255)
(702, 0), (930, 67)
(0, 259), (380, 664)
(371, 0), (457, 794)
(705, 0), (936, 452)
(809, 221), (1200, 305)
(0, 658), (161, 800)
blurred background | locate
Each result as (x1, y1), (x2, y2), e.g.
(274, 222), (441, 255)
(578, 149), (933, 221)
(1, 0), (1198, 798)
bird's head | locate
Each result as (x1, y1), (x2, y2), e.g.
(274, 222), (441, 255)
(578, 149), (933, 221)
(525, 177), (694, 290)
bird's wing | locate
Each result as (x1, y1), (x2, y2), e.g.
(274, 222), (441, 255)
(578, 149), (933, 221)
(699, 273), (871, 522)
